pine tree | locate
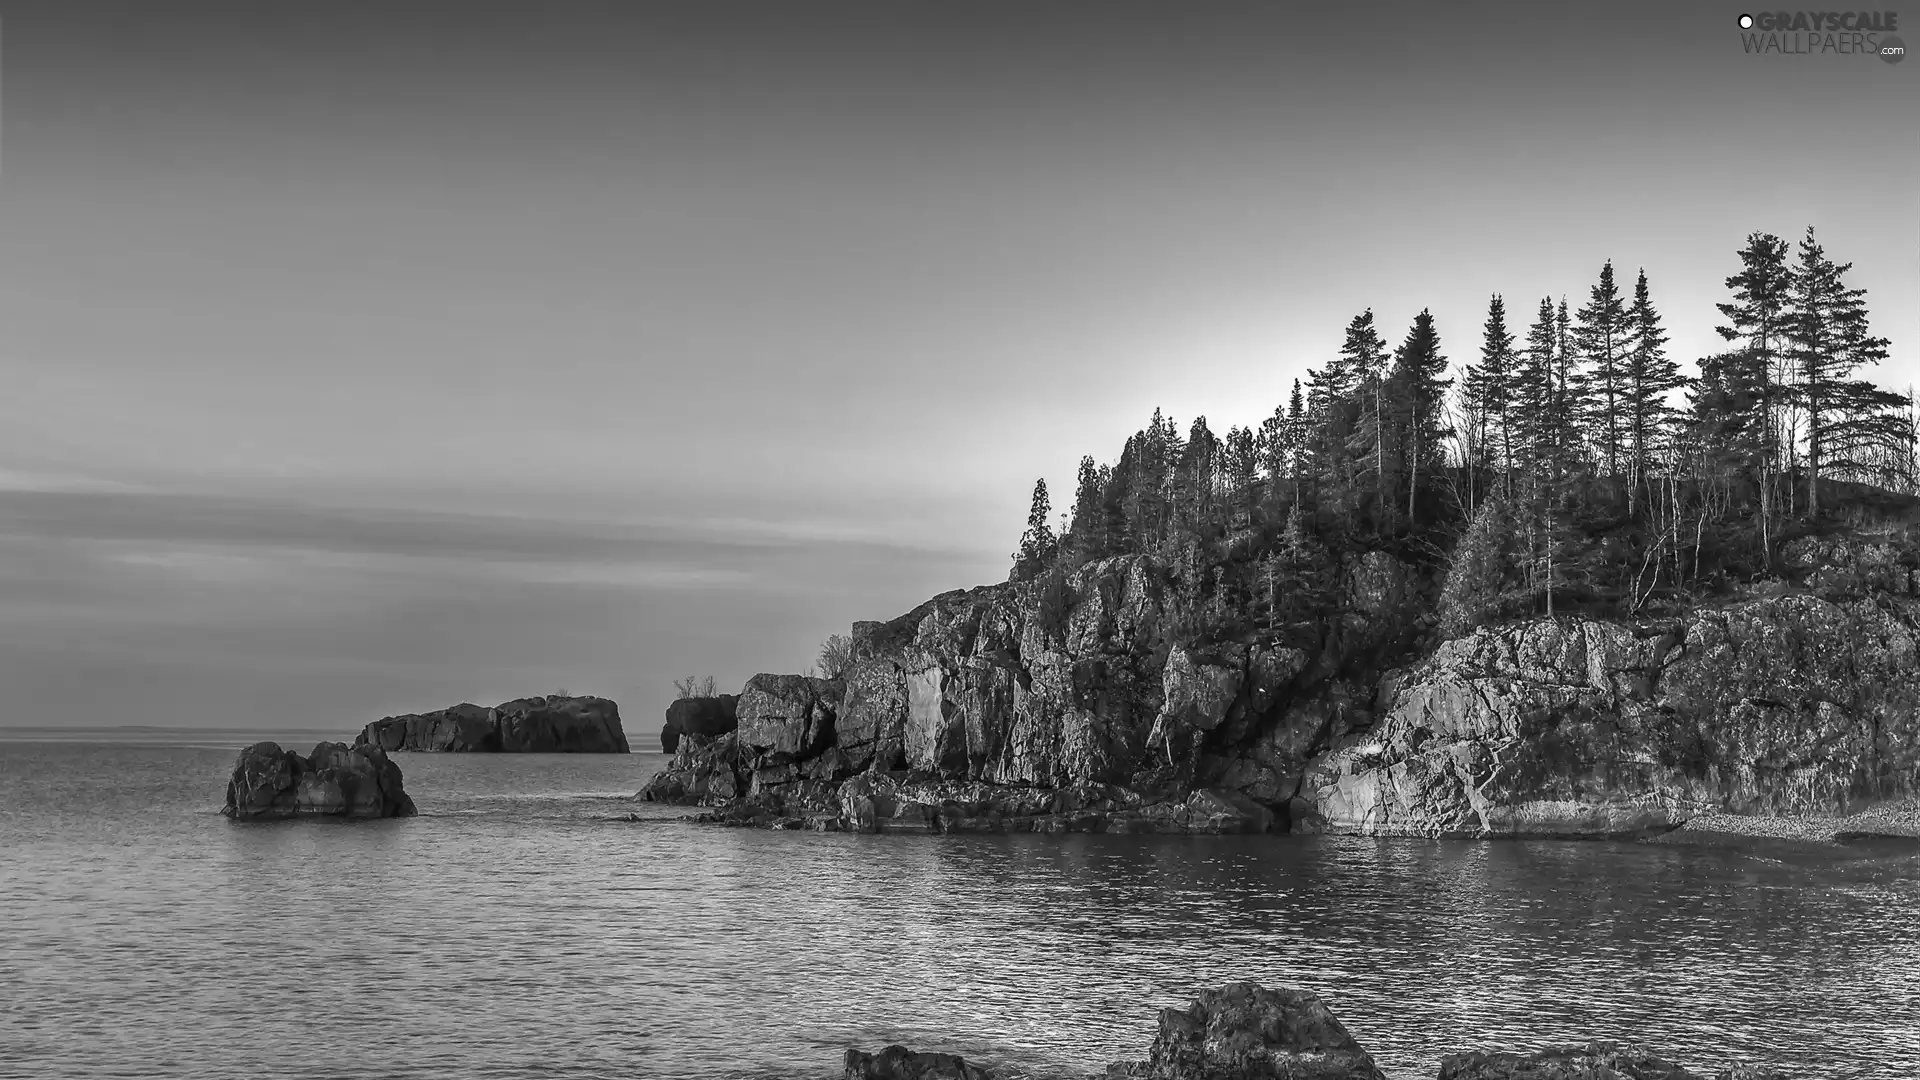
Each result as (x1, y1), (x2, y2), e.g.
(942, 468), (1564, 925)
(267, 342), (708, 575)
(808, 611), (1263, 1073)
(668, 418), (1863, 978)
(1011, 478), (1058, 580)
(1574, 261), (1630, 477)
(1783, 226), (1900, 515)
(1390, 308), (1452, 523)
(1621, 268), (1684, 515)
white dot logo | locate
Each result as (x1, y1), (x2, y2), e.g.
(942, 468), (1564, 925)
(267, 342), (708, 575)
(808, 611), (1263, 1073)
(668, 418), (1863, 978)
(1738, 13), (1754, 28)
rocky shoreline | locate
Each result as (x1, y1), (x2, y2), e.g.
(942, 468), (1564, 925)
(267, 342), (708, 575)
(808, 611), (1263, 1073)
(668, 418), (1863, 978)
(839, 981), (1788, 1080)
(637, 537), (1920, 841)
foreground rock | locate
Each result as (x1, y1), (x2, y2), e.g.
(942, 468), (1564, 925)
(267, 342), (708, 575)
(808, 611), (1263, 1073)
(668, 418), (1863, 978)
(1107, 981), (1386, 1079)
(842, 982), (1786, 1080)
(223, 741), (417, 820)
(660, 693), (739, 753)
(356, 695), (630, 753)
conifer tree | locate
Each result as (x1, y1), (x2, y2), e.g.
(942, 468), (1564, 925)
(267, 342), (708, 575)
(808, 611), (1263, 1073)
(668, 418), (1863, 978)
(1783, 226), (1900, 514)
(1574, 261), (1630, 477)
(1067, 455), (1104, 558)
(1223, 424), (1260, 532)
(1011, 478), (1058, 580)
(1339, 310), (1396, 522)
(1621, 268), (1684, 514)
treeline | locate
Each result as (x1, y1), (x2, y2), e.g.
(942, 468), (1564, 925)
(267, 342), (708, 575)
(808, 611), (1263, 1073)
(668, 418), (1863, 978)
(1010, 226), (1916, 644)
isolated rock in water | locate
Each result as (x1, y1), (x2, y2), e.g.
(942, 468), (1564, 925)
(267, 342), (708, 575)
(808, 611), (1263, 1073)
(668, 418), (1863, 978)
(843, 1045), (995, 1080)
(1438, 1041), (1704, 1080)
(1113, 981), (1386, 1080)
(223, 741), (417, 820)
(355, 694), (629, 753)
(661, 693), (739, 753)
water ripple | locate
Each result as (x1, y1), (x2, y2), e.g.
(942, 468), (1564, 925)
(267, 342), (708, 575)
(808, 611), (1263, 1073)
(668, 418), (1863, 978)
(1, 741), (1916, 1080)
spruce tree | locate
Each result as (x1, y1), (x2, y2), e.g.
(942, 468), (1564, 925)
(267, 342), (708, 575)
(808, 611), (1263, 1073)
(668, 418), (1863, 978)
(1574, 261), (1630, 478)
(1621, 268), (1684, 514)
(1783, 226), (1899, 514)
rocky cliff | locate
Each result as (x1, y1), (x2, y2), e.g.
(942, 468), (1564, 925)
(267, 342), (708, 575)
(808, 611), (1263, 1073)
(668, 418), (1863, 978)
(224, 741), (417, 820)
(641, 534), (1920, 837)
(356, 695), (630, 753)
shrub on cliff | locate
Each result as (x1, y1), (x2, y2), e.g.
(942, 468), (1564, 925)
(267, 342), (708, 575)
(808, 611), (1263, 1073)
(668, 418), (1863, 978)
(1438, 498), (1525, 638)
(673, 675), (718, 699)
(817, 633), (853, 679)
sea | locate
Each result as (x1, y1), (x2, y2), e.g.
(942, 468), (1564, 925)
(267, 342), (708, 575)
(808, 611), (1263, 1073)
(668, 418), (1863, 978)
(2, 728), (1917, 1080)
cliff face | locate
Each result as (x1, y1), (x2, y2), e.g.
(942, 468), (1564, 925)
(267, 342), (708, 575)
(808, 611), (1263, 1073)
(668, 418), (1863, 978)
(641, 536), (1920, 837)
(356, 695), (630, 753)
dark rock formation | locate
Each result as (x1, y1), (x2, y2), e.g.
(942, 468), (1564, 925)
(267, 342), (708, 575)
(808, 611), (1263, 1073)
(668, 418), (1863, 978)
(223, 741), (417, 820)
(843, 1045), (995, 1080)
(660, 693), (739, 753)
(355, 695), (629, 753)
(843, 982), (1788, 1080)
(1108, 981), (1386, 1079)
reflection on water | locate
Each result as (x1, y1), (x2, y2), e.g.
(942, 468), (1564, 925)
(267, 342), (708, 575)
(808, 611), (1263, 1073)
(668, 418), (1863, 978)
(2, 737), (1916, 1080)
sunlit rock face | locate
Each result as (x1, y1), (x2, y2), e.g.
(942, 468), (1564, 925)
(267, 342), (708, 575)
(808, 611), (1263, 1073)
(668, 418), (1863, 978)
(355, 695), (630, 753)
(223, 741), (417, 820)
(638, 538), (1920, 837)
(1295, 588), (1920, 838)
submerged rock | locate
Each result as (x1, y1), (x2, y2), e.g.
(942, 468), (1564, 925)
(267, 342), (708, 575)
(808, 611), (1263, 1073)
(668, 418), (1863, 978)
(223, 741), (417, 820)
(1437, 1041), (1702, 1079)
(355, 695), (630, 753)
(843, 1045), (994, 1080)
(847, 982), (1789, 1080)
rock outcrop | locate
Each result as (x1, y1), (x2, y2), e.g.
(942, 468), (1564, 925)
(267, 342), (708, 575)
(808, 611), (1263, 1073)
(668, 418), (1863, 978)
(356, 695), (630, 753)
(661, 693), (739, 753)
(223, 741), (417, 820)
(841, 982), (1787, 1079)
(641, 534), (1920, 837)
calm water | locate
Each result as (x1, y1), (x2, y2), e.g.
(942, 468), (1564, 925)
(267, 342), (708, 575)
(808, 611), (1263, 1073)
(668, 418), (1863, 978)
(3, 731), (1918, 1080)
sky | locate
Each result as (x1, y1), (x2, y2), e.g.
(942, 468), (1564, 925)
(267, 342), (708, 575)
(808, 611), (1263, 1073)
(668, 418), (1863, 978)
(1, 1), (1915, 732)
